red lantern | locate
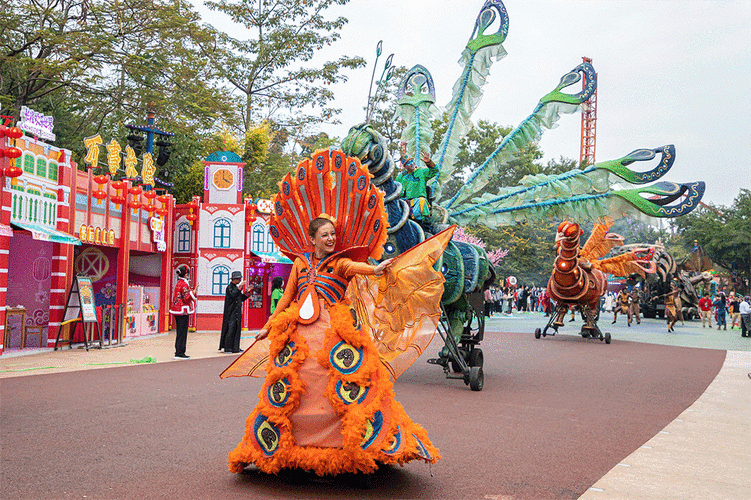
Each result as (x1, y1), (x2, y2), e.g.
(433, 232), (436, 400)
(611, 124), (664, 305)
(246, 202), (258, 224)
(93, 174), (109, 185)
(156, 194), (170, 204)
(129, 200), (142, 210)
(155, 208), (168, 217)
(128, 186), (142, 196)
(144, 204), (157, 213)
(186, 213), (198, 225)
(143, 190), (157, 200)
(186, 200), (199, 210)
(5, 127), (23, 139)
(110, 180), (125, 207)
(92, 190), (107, 203)
(2, 147), (22, 159)
(4, 166), (22, 178)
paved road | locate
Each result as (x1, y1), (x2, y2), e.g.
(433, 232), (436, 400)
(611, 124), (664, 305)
(3, 313), (747, 499)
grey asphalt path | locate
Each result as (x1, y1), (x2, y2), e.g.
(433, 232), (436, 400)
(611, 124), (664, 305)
(3, 313), (745, 499)
(485, 311), (751, 352)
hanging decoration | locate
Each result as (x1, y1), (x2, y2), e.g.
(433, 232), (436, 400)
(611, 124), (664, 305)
(186, 200), (199, 225)
(246, 202), (258, 225)
(143, 189), (157, 213)
(128, 185), (142, 211)
(124, 145), (139, 178)
(5, 127), (23, 140)
(2, 146), (22, 159)
(83, 134), (103, 167)
(111, 180), (126, 207)
(1, 125), (23, 178)
(141, 152), (156, 187)
(93, 174), (109, 204)
(156, 194), (170, 217)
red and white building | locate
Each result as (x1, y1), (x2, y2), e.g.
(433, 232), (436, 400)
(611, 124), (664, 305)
(0, 109), (175, 356)
(171, 151), (291, 332)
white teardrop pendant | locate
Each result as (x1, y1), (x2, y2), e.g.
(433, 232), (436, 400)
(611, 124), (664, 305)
(299, 293), (315, 320)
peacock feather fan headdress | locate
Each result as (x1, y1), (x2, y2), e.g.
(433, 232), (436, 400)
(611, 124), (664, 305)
(269, 149), (389, 263)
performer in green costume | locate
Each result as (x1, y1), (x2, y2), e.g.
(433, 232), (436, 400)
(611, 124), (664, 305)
(396, 150), (438, 219)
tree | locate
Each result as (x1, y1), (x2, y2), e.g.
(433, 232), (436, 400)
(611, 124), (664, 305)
(426, 117), (554, 202)
(172, 161), (206, 205)
(1, 0), (233, 138)
(1, 0), (237, 197)
(366, 65), (407, 157)
(202, 0), (366, 133)
(296, 131), (340, 158)
(470, 221), (558, 286)
(451, 226), (508, 266)
(673, 190), (751, 293)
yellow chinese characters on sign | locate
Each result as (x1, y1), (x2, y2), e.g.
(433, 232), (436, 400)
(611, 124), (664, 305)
(124, 145), (138, 178)
(83, 134), (103, 167)
(106, 139), (122, 175)
(142, 152), (156, 187)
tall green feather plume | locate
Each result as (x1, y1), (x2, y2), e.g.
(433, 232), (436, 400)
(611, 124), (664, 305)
(448, 145), (677, 219)
(443, 62), (597, 208)
(396, 65), (441, 160)
(450, 180), (706, 228)
(432, 0), (509, 202)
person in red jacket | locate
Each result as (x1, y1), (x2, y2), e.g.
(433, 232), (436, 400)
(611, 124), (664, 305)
(698, 292), (713, 328)
(169, 265), (197, 359)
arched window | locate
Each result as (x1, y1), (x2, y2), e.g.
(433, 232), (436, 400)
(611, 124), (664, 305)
(212, 265), (230, 295)
(251, 223), (264, 253)
(265, 229), (275, 253)
(213, 218), (231, 248)
(48, 161), (58, 181)
(36, 157), (47, 178)
(177, 222), (191, 252)
(23, 153), (35, 174)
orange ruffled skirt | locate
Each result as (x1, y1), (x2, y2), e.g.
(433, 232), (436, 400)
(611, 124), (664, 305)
(227, 300), (440, 475)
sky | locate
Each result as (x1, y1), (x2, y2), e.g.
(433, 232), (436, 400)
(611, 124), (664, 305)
(193, 0), (751, 207)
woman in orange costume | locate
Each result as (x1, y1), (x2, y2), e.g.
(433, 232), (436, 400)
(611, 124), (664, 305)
(222, 150), (448, 477)
(225, 217), (440, 475)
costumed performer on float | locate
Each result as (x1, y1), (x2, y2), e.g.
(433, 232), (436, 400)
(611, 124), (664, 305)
(221, 149), (453, 476)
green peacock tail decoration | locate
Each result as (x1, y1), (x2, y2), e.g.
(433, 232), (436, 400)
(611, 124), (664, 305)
(442, 62), (597, 208)
(396, 65), (441, 161)
(390, 0), (704, 230)
(431, 0), (509, 202)
(450, 180), (705, 228)
(448, 144), (680, 223)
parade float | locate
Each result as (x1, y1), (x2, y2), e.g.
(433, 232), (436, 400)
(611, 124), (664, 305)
(337, 0), (704, 387)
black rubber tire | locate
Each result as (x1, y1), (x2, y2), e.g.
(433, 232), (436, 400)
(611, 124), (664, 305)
(469, 366), (484, 391)
(535, 328), (541, 339)
(605, 332), (611, 344)
(450, 359), (463, 373)
(469, 348), (483, 367)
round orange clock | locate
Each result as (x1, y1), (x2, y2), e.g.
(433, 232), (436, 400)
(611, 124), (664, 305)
(213, 168), (234, 189)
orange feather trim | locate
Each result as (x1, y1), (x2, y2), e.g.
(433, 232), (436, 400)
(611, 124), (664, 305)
(228, 300), (439, 476)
